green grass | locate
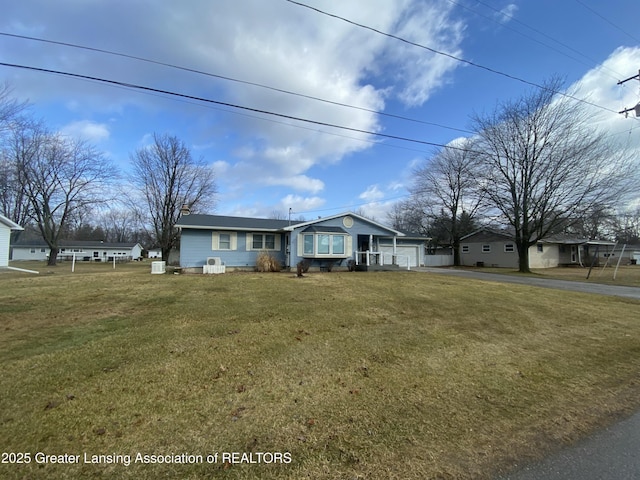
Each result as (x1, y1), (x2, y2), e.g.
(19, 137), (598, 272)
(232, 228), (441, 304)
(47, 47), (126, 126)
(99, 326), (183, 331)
(1, 261), (640, 479)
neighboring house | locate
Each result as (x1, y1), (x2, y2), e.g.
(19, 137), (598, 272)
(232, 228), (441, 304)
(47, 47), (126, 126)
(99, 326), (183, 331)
(175, 211), (431, 271)
(0, 214), (24, 268)
(147, 248), (162, 259)
(596, 243), (640, 266)
(11, 240), (144, 262)
(459, 229), (617, 269)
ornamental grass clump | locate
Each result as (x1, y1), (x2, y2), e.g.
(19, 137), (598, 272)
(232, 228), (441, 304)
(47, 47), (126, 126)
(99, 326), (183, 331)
(255, 250), (281, 272)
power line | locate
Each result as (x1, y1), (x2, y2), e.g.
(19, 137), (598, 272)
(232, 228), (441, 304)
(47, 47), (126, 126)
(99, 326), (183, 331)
(448, 0), (624, 81)
(285, 0), (620, 115)
(0, 61), (481, 155)
(574, 0), (640, 44)
(0, 31), (473, 136)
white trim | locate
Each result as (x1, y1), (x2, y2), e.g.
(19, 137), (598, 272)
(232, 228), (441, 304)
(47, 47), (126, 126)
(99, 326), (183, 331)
(212, 231), (237, 251)
(283, 211), (403, 236)
(300, 232), (350, 258)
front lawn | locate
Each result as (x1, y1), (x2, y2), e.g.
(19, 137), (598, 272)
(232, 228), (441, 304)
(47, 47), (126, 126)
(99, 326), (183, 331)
(1, 263), (639, 479)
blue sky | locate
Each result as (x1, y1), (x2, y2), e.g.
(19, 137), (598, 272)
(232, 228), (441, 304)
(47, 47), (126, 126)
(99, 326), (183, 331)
(1, 0), (639, 221)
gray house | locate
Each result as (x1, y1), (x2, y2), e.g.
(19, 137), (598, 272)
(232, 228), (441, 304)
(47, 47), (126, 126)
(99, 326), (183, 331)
(175, 211), (430, 271)
(459, 229), (617, 269)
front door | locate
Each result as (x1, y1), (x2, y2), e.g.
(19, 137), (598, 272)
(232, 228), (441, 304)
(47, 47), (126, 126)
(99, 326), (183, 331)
(357, 235), (369, 264)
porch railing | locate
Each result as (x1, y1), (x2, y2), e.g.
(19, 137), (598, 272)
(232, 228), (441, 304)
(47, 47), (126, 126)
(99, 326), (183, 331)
(354, 250), (411, 270)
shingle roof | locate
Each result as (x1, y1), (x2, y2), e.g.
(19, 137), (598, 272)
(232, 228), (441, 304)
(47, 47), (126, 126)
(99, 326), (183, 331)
(175, 214), (294, 231)
(12, 240), (141, 248)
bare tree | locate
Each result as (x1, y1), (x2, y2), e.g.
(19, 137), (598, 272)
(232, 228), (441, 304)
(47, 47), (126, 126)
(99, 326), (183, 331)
(99, 208), (138, 243)
(472, 78), (637, 272)
(409, 139), (484, 265)
(387, 199), (429, 234)
(0, 82), (28, 136)
(10, 121), (113, 265)
(0, 83), (30, 234)
(613, 207), (640, 244)
(130, 133), (217, 261)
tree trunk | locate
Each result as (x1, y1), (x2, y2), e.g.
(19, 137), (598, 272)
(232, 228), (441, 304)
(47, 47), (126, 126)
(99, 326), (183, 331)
(48, 247), (59, 266)
(517, 243), (531, 273)
(453, 241), (461, 266)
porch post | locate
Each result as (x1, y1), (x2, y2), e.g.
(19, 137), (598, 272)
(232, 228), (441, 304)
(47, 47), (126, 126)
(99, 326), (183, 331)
(393, 236), (397, 265)
(369, 234), (373, 265)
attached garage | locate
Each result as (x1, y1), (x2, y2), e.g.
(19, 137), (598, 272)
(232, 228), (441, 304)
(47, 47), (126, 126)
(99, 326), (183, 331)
(380, 245), (420, 267)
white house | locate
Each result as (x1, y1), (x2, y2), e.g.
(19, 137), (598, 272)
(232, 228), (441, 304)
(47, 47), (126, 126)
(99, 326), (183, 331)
(0, 214), (24, 267)
(11, 240), (144, 262)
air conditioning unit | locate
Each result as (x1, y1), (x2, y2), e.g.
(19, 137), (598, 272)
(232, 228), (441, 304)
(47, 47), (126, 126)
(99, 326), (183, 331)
(204, 257), (225, 274)
(151, 261), (166, 274)
(207, 257), (222, 266)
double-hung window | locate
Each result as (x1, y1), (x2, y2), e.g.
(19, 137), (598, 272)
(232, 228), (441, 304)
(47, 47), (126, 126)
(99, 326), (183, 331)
(219, 233), (231, 250)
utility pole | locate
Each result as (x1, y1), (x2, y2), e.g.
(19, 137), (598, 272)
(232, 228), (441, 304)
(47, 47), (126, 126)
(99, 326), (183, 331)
(618, 69), (640, 117)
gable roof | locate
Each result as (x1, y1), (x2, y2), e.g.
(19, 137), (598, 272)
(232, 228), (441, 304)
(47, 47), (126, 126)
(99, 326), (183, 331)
(175, 211), (430, 239)
(282, 211), (404, 236)
(175, 214), (292, 231)
(460, 228), (616, 246)
(0, 214), (23, 231)
(12, 240), (142, 249)
(460, 228), (513, 243)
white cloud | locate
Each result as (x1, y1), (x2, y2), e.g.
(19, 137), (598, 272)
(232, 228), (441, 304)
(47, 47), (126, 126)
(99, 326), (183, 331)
(0, 0), (466, 207)
(278, 194), (326, 213)
(570, 46), (640, 153)
(359, 184), (385, 202)
(59, 120), (110, 142)
(495, 4), (518, 23)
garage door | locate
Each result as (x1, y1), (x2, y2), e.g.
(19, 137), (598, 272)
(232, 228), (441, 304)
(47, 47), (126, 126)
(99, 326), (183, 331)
(380, 245), (419, 267)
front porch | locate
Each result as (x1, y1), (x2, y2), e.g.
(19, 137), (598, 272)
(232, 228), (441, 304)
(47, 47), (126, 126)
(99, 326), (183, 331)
(354, 250), (411, 271)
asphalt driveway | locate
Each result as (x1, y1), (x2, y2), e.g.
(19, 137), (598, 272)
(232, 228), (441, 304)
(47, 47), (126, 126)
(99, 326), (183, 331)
(414, 267), (640, 301)
(496, 410), (640, 480)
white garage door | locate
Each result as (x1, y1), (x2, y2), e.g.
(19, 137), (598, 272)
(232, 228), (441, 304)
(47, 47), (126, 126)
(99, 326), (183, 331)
(380, 245), (419, 267)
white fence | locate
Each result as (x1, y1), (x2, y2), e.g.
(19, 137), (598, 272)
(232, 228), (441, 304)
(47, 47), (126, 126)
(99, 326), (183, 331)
(423, 254), (454, 267)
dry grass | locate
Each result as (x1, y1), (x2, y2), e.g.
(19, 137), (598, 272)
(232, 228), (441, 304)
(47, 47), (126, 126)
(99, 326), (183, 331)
(1, 261), (640, 479)
(255, 251), (282, 272)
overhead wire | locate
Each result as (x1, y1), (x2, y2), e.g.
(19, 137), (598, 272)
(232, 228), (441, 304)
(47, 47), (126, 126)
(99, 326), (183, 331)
(574, 0), (640, 44)
(448, 0), (625, 81)
(284, 0), (620, 115)
(0, 61), (482, 155)
(0, 31), (473, 136)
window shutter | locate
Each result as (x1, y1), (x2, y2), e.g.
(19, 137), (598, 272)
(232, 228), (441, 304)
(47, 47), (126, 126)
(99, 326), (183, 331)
(346, 235), (353, 256)
(230, 232), (237, 251)
(211, 232), (219, 250)
(275, 234), (281, 251)
(297, 234), (303, 257)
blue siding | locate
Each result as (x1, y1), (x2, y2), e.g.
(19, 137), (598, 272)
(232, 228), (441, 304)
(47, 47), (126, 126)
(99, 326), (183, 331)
(179, 214), (426, 270)
(180, 230), (286, 268)
(289, 216), (396, 267)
